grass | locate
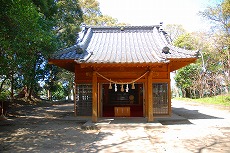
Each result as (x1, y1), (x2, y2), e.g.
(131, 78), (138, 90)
(174, 94), (230, 106)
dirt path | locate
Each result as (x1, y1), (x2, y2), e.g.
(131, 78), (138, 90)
(0, 100), (230, 153)
(0, 101), (99, 152)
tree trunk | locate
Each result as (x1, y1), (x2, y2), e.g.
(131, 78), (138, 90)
(47, 89), (52, 101)
(67, 93), (71, 102)
(10, 73), (14, 102)
(68, 83), (74, 102)
(72, 86), (75, 100)
(28, 83), (33, 101)
(185, 88), (191, 98)
(182, 89), (186, 98)
(227, 49), (230, 93)
(0, 77), (7, 95)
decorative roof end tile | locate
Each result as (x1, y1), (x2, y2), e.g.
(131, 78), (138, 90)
(76, 47), (84, 54)
(162, 46), (171, 54)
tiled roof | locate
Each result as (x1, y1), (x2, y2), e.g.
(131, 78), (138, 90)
(51, 25), (198, 64)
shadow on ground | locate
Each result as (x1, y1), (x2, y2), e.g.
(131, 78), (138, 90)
(0, 118), (99, 152)
(1, 100), (229, 152)
(172, 107), (224, 119)
(95, 106), (224, 126)
(158, 107), (224, 125)
(0, 101), (100, 152)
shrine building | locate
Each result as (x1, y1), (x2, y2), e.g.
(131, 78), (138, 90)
(49, 24), (198, 122)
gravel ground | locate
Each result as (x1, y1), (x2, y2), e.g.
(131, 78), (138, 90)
(0, 100), (230, 153)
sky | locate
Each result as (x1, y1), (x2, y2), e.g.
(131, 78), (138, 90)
(97, 0), (220, 32)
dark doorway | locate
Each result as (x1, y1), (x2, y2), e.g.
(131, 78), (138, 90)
(102, 84), (143, 117)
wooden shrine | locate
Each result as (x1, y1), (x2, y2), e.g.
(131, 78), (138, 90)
(49, 24), (198, 122)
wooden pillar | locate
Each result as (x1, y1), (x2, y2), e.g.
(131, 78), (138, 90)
(74, 65), (78, 117)
(92, 71), (98, 122)
(147, 71), (154, 122)
(168, 64), (172, 116)
(74, 83), (77, 117)
(144, 78), (148, 117)
(168, 79), (172, 116)
(97, 83), (100, 117)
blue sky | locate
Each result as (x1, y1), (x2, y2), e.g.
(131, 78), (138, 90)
(97, 0), (220, 32)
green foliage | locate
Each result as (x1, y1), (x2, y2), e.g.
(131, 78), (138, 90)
(32, 0), (57, 18)
(174, 94), (230, 106)
(0, 90), (10, 100)
(51, 82), (68, 100)
(0, 0), (83, 101)
(174, 33), (197, 50)
(173, 11), (230, 98)
(173, 32), (202, 98)
(55, 0), (83, 47)
(174, 64), (200, 89)
(0, 0), (57, 99)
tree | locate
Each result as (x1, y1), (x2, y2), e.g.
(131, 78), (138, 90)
(174, 30), (228, 98)
(57, 70), (75, 101)
(173, 33), (206, 98)
(174, 0), (230, 97)
(55, 0), (83, 48)
(43, 0), (83, 100)
(43, 65), (74, 101)
(174, 33), (198, 50)
(164, 24), (186, 43)
(0, 0), (85, 102)
(174, 64), (201, 98)
(199, 0), (230, 93)
(0, 0), (58, 101)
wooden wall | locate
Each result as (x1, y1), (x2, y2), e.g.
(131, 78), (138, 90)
(74, 63), (171, 122)
(75, 63), (170, 83)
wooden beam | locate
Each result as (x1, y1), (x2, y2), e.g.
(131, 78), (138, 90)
(147, 71), (154, 122)
(152, 79), (170, 82)
(80, 63), (165, 68)
(48, 59), (75, 72)
(92, 71), (98, 122)
(169, 59), (197, 72)
(97, 78), (146, 83)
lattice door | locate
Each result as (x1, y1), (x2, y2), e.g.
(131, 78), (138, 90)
(152, 83), (169, 115)
(76, 84), (92, 116)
